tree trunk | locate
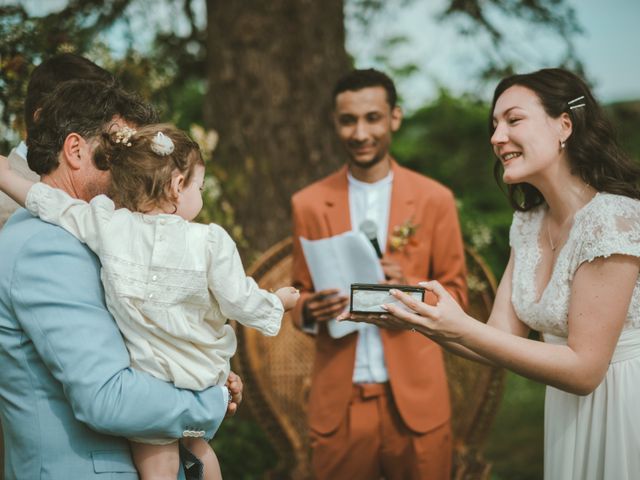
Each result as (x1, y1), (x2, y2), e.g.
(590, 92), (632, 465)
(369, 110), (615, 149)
(205, 0), (350, 255)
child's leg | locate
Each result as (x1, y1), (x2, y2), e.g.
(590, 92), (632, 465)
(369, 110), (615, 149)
(130, 440), (180, 480)
(182, 437), (222, 480)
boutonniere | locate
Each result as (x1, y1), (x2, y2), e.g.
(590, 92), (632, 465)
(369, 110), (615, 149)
(389, 218), (420, 252)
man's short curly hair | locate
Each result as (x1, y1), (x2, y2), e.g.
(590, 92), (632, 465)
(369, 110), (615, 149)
(332, 68), (397, 108)
(26, 79), (158, 175)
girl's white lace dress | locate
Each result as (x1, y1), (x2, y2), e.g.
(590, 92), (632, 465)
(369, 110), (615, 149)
(510, 193), (640, 480)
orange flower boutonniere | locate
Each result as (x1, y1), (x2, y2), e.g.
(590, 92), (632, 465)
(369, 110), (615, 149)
(389, 218), (420, 252)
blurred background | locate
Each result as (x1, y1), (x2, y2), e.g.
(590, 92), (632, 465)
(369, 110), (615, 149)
(1, 1), (638, 478)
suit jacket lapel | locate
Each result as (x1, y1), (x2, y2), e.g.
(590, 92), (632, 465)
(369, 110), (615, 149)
(323, 165), (352, 236)
(387, 160), (416, 252)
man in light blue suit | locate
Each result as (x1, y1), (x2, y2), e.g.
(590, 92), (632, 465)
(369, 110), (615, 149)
(0, 79), (238, 479)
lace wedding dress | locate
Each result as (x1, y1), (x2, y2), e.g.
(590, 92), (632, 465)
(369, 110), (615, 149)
(510, 193), (640, 480)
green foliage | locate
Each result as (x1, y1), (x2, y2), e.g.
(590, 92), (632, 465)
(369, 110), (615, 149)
(211, 416), (278, 479)
(607, 101), (640, 162)
(486, 373), (545, 480)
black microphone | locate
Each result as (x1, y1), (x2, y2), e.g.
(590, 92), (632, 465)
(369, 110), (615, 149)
(359, 219), (383, 259)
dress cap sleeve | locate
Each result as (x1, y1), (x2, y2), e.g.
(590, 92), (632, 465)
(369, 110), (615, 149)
(577, 194), (640, 264)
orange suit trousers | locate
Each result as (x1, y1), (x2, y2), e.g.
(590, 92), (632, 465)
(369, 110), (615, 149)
(310, 383), (452, 480)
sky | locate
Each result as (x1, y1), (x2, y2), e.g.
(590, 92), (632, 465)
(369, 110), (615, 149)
(346, 0), (640, 110)
(8, 0), (640, 111)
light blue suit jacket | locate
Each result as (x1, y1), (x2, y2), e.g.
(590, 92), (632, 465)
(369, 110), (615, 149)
(0, 210), (227, 479)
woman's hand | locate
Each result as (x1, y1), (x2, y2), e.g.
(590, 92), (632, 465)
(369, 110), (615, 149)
(339, 281), (472, 342)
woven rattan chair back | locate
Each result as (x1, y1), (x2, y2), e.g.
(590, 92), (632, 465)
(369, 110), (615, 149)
(232, 237), (504, 479)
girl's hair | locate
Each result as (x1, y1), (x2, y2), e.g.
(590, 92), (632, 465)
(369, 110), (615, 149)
(490, 68), (640, 211)
(94, 123), (204, 212)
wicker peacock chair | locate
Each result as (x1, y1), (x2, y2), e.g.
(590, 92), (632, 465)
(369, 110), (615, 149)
(232, 237), (504, 479)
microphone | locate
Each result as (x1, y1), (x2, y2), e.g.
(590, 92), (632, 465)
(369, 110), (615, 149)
(359, 219), (383, 259)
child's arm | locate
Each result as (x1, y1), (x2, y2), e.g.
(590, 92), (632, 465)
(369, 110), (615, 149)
(207, 224), (286, 336)
(24, 183), (115, 256)
(0, 154), (35, 206)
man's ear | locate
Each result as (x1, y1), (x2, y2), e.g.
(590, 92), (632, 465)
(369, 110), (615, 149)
(390, 106), (403, 132)
(62, 133), (84, 170)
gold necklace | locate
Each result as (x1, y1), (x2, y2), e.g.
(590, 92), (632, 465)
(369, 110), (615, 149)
(546, 214), (573, 252)
(546, 183), (591, 252)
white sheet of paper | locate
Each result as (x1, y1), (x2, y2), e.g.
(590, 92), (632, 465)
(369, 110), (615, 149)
(300, 231), (385, 338)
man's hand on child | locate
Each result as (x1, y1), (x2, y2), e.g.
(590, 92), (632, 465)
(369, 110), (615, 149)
(225, 371), (243, 417)
(275, 286), (300, 311)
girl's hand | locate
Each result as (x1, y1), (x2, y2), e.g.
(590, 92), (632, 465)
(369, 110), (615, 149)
(275, 286), (301, 311)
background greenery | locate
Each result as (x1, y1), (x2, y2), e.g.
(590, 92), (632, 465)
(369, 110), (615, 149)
(1, 1), (639, 478)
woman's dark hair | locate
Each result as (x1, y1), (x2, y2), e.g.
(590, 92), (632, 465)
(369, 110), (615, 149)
(490, 68), (640, 211)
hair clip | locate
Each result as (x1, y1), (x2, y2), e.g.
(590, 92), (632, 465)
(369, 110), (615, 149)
(150, 132), (175, 156)
(568, 95), (585, 110)
(114, 126), (137, 147)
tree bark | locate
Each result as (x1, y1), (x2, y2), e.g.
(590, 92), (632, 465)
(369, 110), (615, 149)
(205, 0), (350, 255)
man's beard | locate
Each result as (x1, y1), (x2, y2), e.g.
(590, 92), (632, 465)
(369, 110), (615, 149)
(347, 149), (386, 170)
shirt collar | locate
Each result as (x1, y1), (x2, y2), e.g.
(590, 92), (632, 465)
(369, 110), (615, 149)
(15, 141), (28, 160)
(347, 170), (394, 189)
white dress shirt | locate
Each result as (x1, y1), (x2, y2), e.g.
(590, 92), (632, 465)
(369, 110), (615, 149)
(347, 170), (394, 383)
(15, 140), (27, 159)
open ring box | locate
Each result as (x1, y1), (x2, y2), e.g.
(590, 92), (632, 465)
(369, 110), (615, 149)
(350, 283), (425, 314)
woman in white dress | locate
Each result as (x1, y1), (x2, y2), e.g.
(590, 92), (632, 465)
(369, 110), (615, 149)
(340, 68), (640, 480)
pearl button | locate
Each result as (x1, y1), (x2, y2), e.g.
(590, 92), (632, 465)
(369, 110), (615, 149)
(148, 293), (154, 299)
(152, 275), (158, 281)
(159, 219), (165, 225)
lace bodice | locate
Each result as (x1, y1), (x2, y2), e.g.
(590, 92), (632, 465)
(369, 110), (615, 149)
(510, 193), (640, 336)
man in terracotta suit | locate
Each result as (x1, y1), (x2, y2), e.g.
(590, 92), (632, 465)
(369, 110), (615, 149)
(291, 69), (467, 479)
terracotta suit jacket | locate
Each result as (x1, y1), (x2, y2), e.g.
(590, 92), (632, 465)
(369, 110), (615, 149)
(291, 160), (467, 436)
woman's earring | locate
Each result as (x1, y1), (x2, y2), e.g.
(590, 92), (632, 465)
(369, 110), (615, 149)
(560, 139), (566, 150)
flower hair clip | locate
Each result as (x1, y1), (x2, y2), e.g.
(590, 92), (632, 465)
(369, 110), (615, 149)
(568, 95), (585, 110)
(113, 126), (137, 147)
(150, 132), (175, 156)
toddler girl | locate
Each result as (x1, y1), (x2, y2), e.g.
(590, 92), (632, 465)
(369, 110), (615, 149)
(0, 124), (299, 480)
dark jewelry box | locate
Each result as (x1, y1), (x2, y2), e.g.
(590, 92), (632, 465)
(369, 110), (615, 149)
(350, 283), (425, 314)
